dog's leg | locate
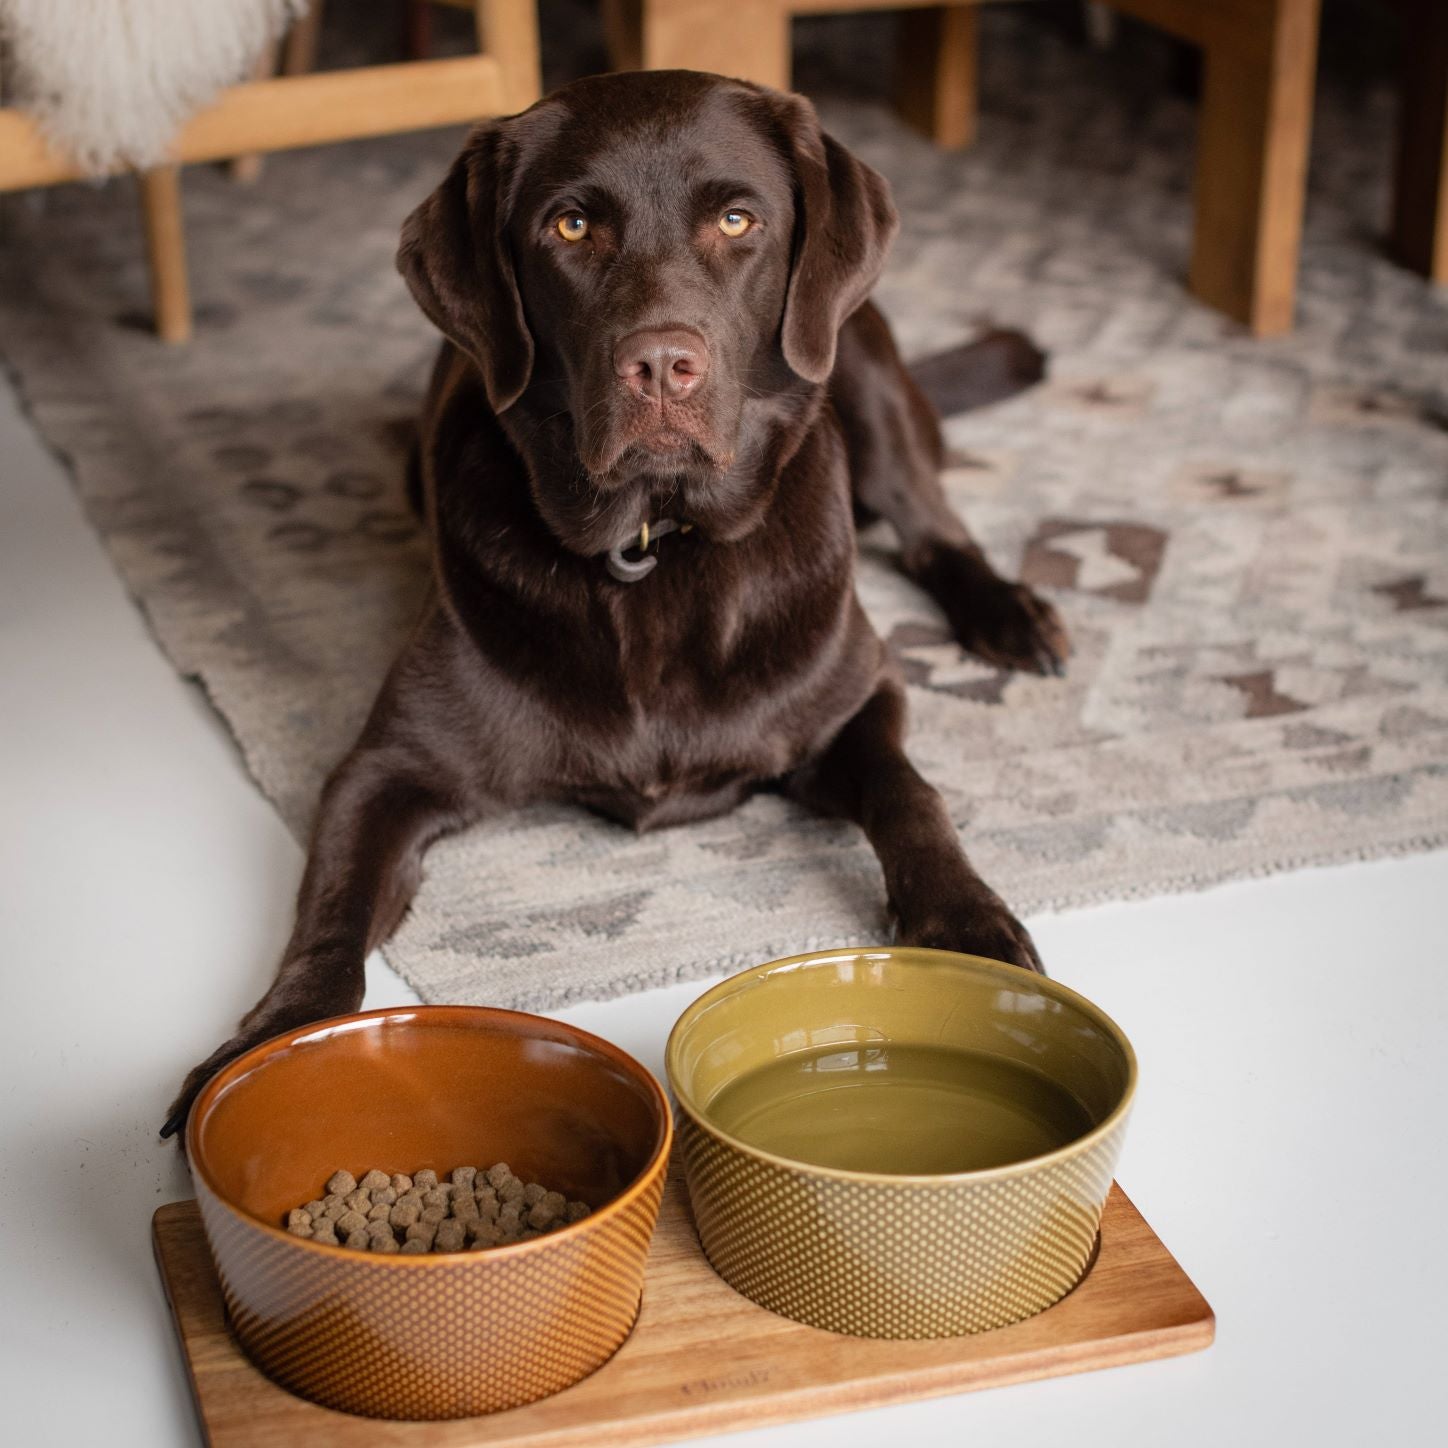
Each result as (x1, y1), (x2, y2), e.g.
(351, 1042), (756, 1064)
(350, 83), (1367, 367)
(160, 743), (467, 1139)
(788, 679), (1043, 972)
(832, 302), (1069, 676)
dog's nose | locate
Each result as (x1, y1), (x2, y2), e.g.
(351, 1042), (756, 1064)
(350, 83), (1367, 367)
(613, 328), (710, 402)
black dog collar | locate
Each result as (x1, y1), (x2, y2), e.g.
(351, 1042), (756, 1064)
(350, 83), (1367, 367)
(606, 517), (692, 582)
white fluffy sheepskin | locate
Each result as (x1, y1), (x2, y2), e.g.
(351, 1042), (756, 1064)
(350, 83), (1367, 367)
(0, 0), (311, 173)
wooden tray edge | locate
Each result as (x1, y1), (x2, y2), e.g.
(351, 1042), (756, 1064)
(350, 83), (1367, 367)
(153, 1183), (1214, 1448)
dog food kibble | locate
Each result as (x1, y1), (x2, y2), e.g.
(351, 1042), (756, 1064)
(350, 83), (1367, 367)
(286, 1165), (592, 1255)
(336, 1209), (369, 1237)
(434, 1219), (466, 1253)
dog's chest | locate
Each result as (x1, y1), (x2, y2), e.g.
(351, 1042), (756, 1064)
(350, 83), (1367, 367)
(551, 568), (842, 824)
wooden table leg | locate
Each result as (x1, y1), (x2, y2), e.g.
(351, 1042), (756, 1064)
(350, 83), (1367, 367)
(1104, 0), (1320, 335)
(896, 5), (978, 150)
(602, 0), (643, 71)
(1391, 0), (1448, 284)
(1188, 0), (1320, 335)
(475, 0), (543, 112)
(137, 165), (192, 344)
(632, 0), (790, 90)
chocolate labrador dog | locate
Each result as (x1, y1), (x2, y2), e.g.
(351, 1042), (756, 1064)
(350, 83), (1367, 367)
(161, 69), (1067, 1138)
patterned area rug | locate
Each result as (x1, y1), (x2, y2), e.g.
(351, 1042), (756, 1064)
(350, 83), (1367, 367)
(3, 7), (1445, 1010)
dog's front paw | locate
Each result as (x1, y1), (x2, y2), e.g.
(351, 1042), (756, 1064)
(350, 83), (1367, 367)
(161, 998), (336, 1144)
(161, 950), (368, 1144)
(160, 1030), (271, 1144)
(898, 888), (1045, 975)
(911, 544), (1069, 676)
(965, 579), (1068, 677)
(946, 574), (1069, 678)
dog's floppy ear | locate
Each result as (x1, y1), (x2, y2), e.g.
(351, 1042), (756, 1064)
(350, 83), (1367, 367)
(397, 124), (534, 414)
(774, 94), (899, 384)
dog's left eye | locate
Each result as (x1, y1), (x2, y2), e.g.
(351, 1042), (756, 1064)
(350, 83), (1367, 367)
(718, 210), (753, 238)
(556, 213), (590, 243)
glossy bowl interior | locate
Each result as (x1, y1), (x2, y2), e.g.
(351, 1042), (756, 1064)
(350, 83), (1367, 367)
(188, 1006), (671, 1420)
(667, 948), (1135, 1338)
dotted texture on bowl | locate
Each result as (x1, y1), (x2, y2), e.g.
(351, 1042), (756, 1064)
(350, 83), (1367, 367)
(194, 1169), (665, 1421)
(679, 1111), (1128, 1339)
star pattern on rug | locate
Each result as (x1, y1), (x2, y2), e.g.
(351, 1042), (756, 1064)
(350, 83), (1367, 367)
(1218, 670), (1311, 719)
(1372, 575), (1447, 612)
(1020, 519), (1168, 604)
(887, 621), (1013, 703)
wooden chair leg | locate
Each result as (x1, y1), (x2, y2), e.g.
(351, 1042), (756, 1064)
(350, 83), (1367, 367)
(474, 0), (543, 112)
(138, 165), (192, 344)
(1188, 0), (1320, 335)
(230, 43), (281, 183)
(230, 4), (324, 183)
(896, 5), (978, 150)
(1391, 0), (1448, 284)
(283, 1), (325, 76)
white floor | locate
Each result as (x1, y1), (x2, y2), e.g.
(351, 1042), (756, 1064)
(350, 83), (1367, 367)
(3, 367), (1446, 1448)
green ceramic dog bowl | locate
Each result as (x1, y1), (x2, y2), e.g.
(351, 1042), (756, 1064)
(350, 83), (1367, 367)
(665, 947), (1136, 1339)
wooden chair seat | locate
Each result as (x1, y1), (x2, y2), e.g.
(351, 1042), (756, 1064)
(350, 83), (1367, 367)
(0, 0), (540, 342)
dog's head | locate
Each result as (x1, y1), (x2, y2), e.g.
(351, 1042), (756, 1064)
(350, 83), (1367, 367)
(398, 70), (897, 552)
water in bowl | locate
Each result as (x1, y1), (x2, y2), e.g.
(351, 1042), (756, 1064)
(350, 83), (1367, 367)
(707, 1042), (1095, 1174)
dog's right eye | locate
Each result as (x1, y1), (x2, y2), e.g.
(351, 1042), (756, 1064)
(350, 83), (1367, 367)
(556, 213), (590, 243)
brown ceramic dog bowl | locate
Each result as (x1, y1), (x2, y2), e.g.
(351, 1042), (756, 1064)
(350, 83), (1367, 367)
(667, 948), (1135, 1339)
(185, 1006), (672, 1420)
